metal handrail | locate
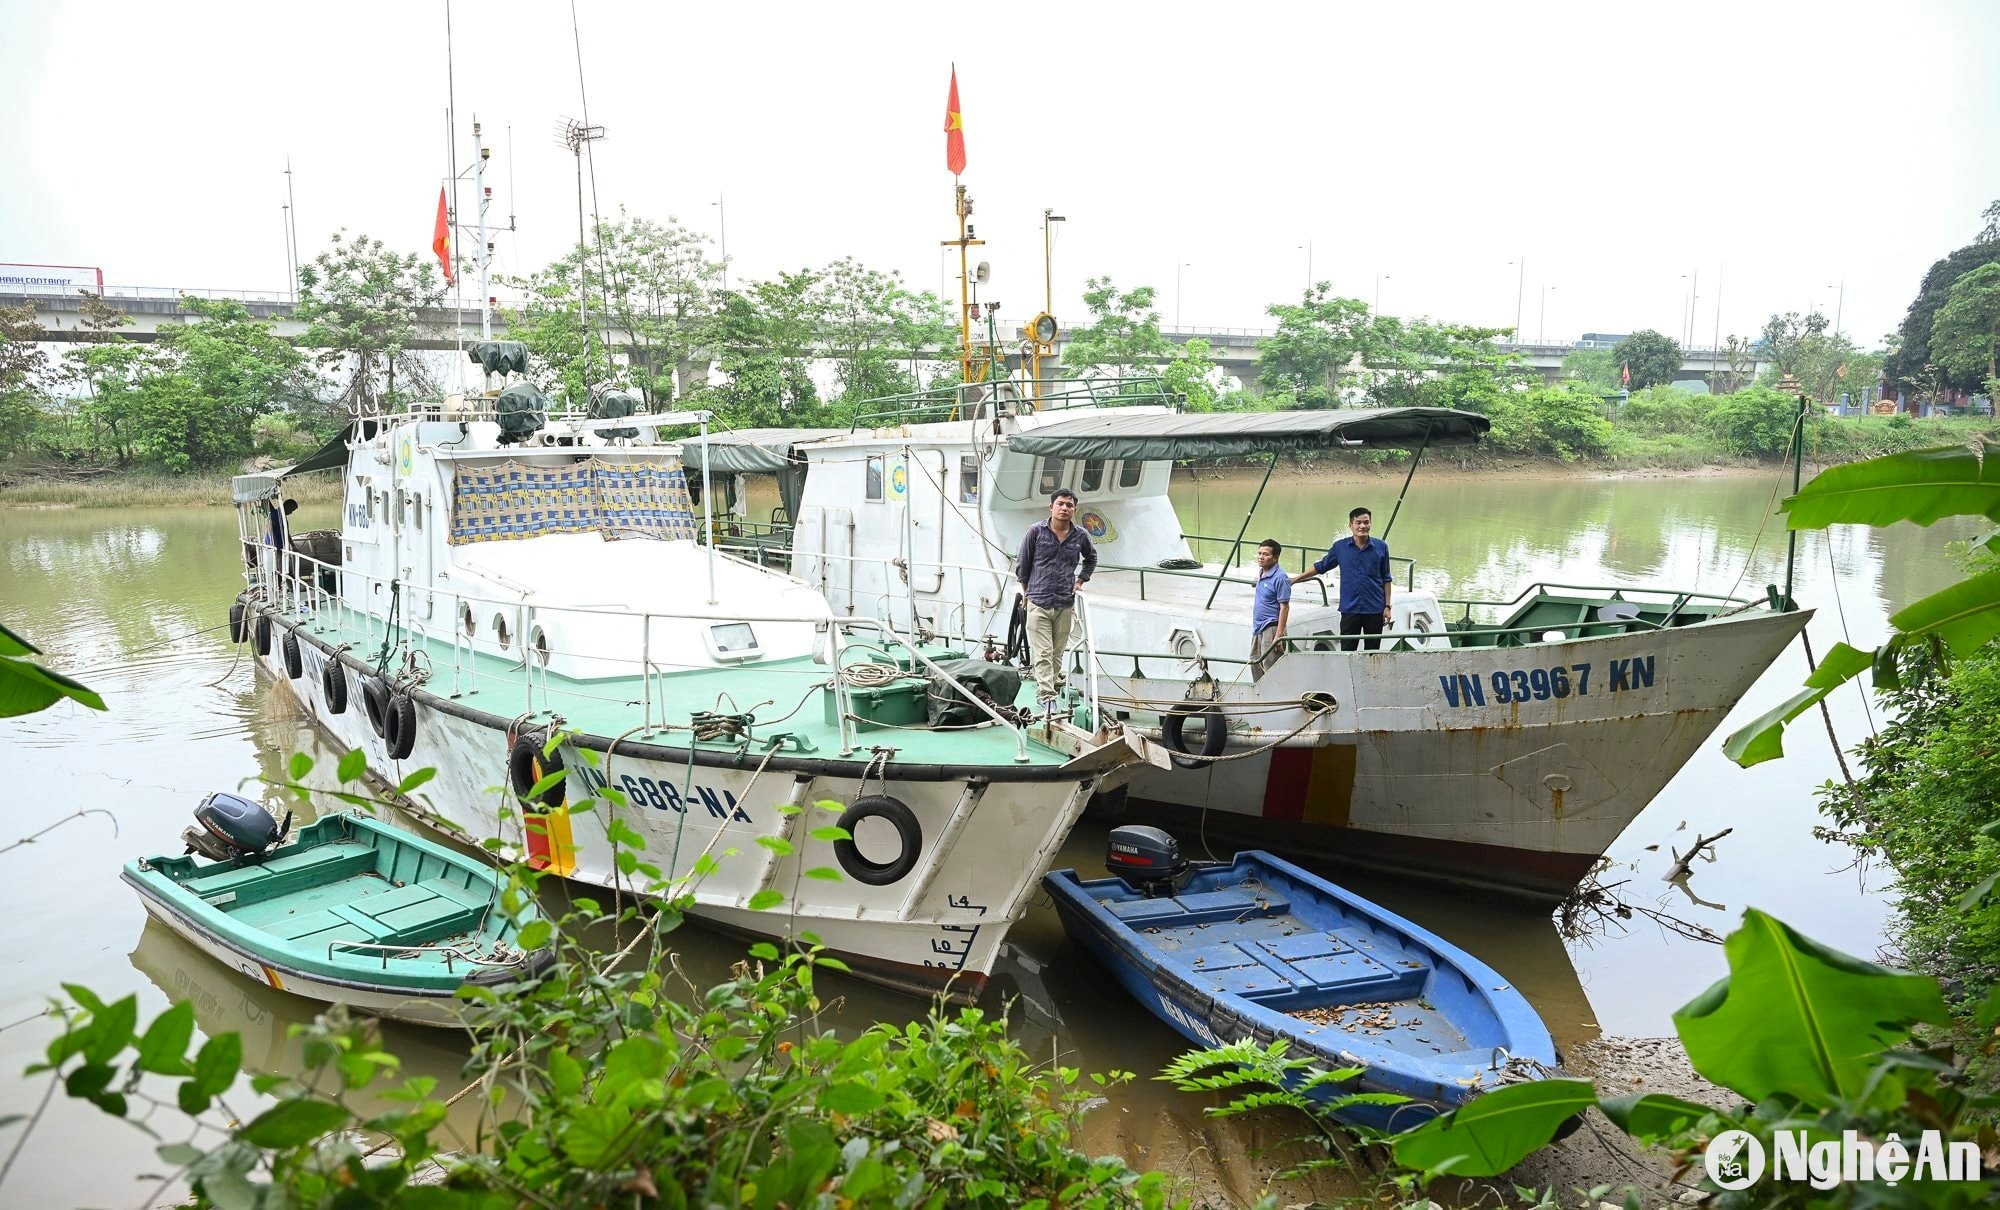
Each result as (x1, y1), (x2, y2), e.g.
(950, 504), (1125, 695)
(839, 617), (1030, 763)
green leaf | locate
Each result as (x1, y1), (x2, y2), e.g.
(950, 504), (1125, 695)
(747, 890), (784, 911)
(0, 621), (40, 657)
(193, 1032), (242, 1097)
(287, 752), (314, 781)
(1595, 1091), (1714, 1139)
(135, 1001), (196, 1076)
(239, 1098), (351, 1148)
(748, 942), (780, 961)
(65, 1062), (117, 1099)
(1722, 642), (1876, 767)
(756, 835), (795, 856)
(819, 1081), (886, 1114)
(1671, 908), (1949, 1104)
(396, 767), (436, 793)
(515, 920), (553, 952)
(560, 1104), (633, 1168)
(1783, 441), (2000, 531)
(808, 825), (853, 842)
(157, 1141), (205, 1167)
(803, 867), (844, 882)
(1887, 567), (2000, 657)
(691, 853), (719, 877)
(1390, 1079), (1598, 1176)
(82, 995), (138, 1065)
(1960, 871), (2000, 912)
(547, 1048), (583, 1100)
(0, 651), (107, 717)
(337, 747), (366, 784)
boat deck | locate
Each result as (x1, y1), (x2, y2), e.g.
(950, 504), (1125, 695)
(177, 840), (496, 956)
(1104, 882), (1474, 1056)
(290, 600), (1071, 768)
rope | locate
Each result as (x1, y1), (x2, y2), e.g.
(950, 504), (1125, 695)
(1152, 699), (1337, 768)
(839, 662), (911, 689)
(1800, 630), (1859, 791)
(1724, 419), (1806, 607)
(1824, 531), (1878, 736)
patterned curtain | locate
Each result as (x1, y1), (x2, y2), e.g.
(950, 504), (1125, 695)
(450, 458), (698, 545)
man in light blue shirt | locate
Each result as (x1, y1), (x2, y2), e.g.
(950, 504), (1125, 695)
(1251, 538), (1291, 682)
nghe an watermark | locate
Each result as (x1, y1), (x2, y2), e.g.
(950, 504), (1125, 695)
(1704, 1128), (1981, 1190)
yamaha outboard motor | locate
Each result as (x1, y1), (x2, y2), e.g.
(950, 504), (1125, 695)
(1106, 825), (1186, 898)
(182, 791), (292, 863)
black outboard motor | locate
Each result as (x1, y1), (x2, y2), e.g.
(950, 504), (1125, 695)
(1106, 825), (1187, 898)
(182, 792), (292, 863)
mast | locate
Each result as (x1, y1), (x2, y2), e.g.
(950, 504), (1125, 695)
(942, 184), (985, 388)
(475, 118), (491, 340)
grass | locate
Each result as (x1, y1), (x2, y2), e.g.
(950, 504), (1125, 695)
(0, 464), (342, 509)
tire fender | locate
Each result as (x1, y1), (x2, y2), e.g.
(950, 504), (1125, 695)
(384, 694), (418, 761)
(321, 657), (349, 715)
(509, 732), (566, 809)
(361, 677), (390, 738)
(833, 795), (923, 886)
(252, 613), (272, 657)
(280, 629), (303, 680)
(1161, 704), (1228, 771)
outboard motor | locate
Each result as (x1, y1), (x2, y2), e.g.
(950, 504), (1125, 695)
(1106, 825), (1186, 898)
(181, 792), (292, 863)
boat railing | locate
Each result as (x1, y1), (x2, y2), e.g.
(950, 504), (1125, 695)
(836, 616), (1032, 762)
(850, 375), (1180, 428)
(326, 937), (520, 972)
(1182, 530), (1419, 591)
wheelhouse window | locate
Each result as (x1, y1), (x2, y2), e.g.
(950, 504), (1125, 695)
(865, 455), (885, 501)
(1117, 460), (1144, 489)
(1080, 459), (1105, 492)
(959, 454), (980, 504)
(1037, 457), (1065, 495)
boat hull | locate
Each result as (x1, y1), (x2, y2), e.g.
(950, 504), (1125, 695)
(258, 627), (1097, 1004)
(1116, 607), (1812, 901)
(125, 876), (480, 1028)
(1045, 851), (1560, 1132)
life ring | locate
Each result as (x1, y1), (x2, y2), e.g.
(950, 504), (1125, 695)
(228, 600), (250, 644)
(383, 694), (417, 761)
(281, 629), (303, 680)
(1161, 704), (1228, 770)
(321, 658), (349, 715)
(509, 732), (566, 809)
(833, 795), (922, 886)
(361, 677), (390, 738)
(252, 613), (272, 656)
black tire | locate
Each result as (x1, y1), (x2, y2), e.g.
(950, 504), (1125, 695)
(383, 694), (417, 761)
(1161, 704), (1228, 771)
(833, 795), (923, 886)
(281, 629), (303, 679)
(252, 613), (272, 657)
(228, 600), (250, 644)
(361, 677), (390, 738)
(321, 658), (348, 715)
(509, 732), (566, 810)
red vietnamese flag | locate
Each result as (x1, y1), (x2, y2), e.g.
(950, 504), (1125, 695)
(432, 187), (454, 284)
(1621, 361), (1631, 386)
(944, 67), (966, 175)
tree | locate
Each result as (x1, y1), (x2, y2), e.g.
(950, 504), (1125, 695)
(1563, 346), (1620, 392)
(1363, 316), (1515, 409)
(293, 232), (446, 417)
(1254, 285), (1371, 407)
(540, 210), (721, 405)
(695, 271), (832, 428)
(141, 297), (311, 472)
(1886, 203), (2000, 394)
(1707, 334), (1758, 395)
(1610, 330), (1681, 390)
(1929, 262), (2000, 391)
(1161, 337), (1228, 411)
(1061, 277), (1172, 385)
(0, 303), (50, 457)
(816, 257), (945, 402)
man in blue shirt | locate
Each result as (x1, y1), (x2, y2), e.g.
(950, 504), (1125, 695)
(1015, 488), (1098, 709)
(1250, 538), (1291, 681)
(1293, 506), (1392, 651)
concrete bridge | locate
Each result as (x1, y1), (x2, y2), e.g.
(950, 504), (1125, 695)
(8, 283), (1770, 388)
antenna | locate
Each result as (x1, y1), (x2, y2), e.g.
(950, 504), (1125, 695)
(556, 117), (607, 391)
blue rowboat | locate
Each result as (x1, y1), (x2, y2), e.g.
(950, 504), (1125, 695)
(1044, 826), (1559, 1131)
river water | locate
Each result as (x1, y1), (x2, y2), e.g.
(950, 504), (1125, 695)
(0, 469), (1972, 1205)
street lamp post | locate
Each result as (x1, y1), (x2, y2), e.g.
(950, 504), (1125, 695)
(1176, 261), (1191, 331)
(1509, 258), (1525, 341)
(1374, 274), (1391, 314)
(1298, 242), (1313, 295)
(711, 194), (728, 294)
(1538, 285), (1555, 346)
(1042, 209), (1065, 316)
(1829, 280), (1845, 340)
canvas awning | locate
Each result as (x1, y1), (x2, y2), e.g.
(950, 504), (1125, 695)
(677, 428), (846, 476)
(1007, 407), (1488, 461)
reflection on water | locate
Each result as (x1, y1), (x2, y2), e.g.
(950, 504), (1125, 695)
(0, 478), (1972, 1204)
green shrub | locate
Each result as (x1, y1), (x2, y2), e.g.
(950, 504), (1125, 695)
(1706, 385), (1818, 459)
(1617, 384), (1715, 436)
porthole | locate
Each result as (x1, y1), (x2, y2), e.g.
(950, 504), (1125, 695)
(531, 627), (550, 667)
(461, 603), (476, 638)
(493, 615), (512, 650)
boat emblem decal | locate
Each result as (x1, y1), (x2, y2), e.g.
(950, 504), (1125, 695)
(1077, 509), (1117, 542)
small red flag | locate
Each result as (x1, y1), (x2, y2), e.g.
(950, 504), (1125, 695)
(432, 187), (454, 285)
(1621, 361), (1631, 386)
(944, 68), (966, 176)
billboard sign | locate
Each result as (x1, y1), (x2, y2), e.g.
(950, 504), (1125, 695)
(0, 263), (106, 295)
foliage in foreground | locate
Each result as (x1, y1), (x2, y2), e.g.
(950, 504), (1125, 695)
(1169, 910), (2000, 1206)
(8, 748), (1172, 1210)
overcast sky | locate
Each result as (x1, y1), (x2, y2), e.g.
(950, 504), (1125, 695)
(5, 0), (1997, 350)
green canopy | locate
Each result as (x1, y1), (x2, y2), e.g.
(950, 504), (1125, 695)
(678, 428), (845, 522)
(1007, 407), (1488, 461)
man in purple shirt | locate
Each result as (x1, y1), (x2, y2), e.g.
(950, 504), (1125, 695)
(1293, 505), (1392, 652)
(1015, 489), (1098, 709)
